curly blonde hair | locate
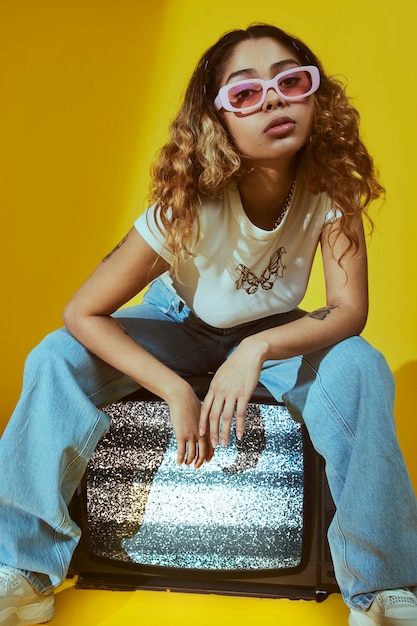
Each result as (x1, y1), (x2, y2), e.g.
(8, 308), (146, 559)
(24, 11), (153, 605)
(149, 24), (384, 273)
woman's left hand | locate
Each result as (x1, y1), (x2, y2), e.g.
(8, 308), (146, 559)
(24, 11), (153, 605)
(199, 338), (264, 447)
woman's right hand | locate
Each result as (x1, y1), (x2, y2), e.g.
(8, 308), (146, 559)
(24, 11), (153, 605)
(167, 382), (215, 469)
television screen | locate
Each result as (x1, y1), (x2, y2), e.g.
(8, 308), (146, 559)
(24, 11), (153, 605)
(69, 378), (338, 600)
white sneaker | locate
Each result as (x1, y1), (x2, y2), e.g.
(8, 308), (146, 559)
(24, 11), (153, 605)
(349, 588), (417, 625)
(0, 568), (54, 626)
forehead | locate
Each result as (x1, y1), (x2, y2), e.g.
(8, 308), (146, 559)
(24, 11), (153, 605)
(221, 37), (298, 84)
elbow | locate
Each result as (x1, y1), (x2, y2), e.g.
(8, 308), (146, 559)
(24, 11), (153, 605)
(355, 316), (367, 337)
(326, 299), (368, 338)
(62, 304), (72, 332)
(351, 305), (368, 337)
(62, 299), (84, 338)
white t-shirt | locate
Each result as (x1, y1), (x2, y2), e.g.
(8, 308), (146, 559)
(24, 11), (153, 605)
(134, 182), (336, 328)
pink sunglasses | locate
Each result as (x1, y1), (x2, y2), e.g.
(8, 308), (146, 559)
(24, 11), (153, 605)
(214, 65), (320, 113)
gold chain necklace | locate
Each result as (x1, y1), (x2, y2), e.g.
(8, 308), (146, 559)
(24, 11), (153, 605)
(273, 179), (296, 229)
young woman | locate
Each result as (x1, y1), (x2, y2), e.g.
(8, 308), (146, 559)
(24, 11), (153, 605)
(1, 23), (416, 626)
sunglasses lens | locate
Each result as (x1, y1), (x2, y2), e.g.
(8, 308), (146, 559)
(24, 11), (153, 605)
(278, 68), (313, 98)
(227, 81), (264, 110)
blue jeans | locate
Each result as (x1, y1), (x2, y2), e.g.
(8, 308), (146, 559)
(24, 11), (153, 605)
(1, 278), (416, 610)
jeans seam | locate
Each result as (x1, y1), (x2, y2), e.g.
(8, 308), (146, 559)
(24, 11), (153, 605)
(301, 356), (353, 496)
(333, 511), (361, 607)
(302, 355), (356, 442)
(60, 410), (107, 494)
(301, 355), (370, 606)
(53, 410), (107, 582)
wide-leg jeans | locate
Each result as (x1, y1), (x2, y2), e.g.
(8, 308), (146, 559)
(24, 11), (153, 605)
(1, 278), (416, 611)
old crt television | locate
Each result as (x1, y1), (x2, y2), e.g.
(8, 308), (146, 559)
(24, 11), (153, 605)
(69, 376), (338, 601)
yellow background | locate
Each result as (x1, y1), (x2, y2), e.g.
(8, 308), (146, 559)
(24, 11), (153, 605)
(0, 1), (416, 623)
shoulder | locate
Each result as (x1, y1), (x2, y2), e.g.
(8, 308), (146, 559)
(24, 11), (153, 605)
(294, 184), (331, 209)
(288, 184), (334, 227)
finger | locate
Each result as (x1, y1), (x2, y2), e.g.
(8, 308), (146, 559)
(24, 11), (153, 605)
(195, 434), (215, 468)
(184, 440), (197, 466)
(207, 447), (215, 462)
(199, 392), (214, 436)
(206, 436), (215, 461)
(218, 398), (236, 446)
(201, 391), (224, 447)
(176, 439), (187, 465)
(208, 397), (226, 447)
(194, 438), (206, 469)
(235, 397), (249, 441)
(206, 439), (215, 462)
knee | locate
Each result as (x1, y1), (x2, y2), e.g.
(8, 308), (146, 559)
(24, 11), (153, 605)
(327, 336), (394, 393)
(336, 335), (387, 366)
(25, 328), (83, 373)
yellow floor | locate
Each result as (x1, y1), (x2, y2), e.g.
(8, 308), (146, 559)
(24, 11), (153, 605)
(53, 579), (349, 625)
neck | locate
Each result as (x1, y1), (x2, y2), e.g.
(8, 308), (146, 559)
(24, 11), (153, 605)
(238, 162), (296, 230)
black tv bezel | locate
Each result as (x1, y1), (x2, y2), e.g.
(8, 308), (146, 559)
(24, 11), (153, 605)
(69, 379), (339, 601)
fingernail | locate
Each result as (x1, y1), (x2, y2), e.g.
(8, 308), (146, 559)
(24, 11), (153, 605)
(199, 428), (204, 436)
(220, 438), (226, 447)
(236, 431), (243, 441)
(211, 438), (217, 447)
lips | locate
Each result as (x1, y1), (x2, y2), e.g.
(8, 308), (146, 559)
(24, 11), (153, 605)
(264, 116), (296, 135)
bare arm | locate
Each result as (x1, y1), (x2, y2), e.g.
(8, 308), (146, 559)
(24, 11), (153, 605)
(199, 216), (368, 446)
(63, 227), (213, 467)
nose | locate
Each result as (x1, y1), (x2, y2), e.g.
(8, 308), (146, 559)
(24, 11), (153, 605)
(262, 87), (285, 110)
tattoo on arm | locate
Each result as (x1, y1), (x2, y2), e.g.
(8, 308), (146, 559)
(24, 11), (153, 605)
(308, 305), (338, 320)
(102, 235), (128, 263)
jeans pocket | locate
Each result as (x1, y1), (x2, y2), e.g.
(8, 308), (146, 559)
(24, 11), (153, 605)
(144, 278), (190, 321)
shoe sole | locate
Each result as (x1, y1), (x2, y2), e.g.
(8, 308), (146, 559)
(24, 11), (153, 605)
(0, 595), (54, 626)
